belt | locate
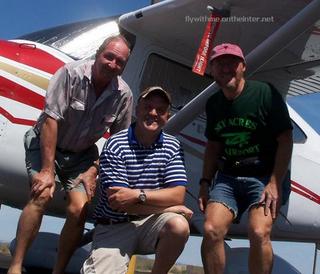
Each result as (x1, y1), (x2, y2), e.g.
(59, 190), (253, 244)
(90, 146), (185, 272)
(95, 218), (121, 225)
(218, 157), (271, 177)
(56, 144), (97, 154)
(56, 146), (78, 154)
(221, 156), (261, 168)
(95, 216), (140, 225)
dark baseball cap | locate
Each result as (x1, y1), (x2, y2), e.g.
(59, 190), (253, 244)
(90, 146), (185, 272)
(138, 86), (172, 105)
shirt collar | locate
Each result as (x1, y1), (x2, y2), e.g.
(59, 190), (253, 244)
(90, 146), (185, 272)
(128, 123), (164, 147)
(84, 60), (94, 80)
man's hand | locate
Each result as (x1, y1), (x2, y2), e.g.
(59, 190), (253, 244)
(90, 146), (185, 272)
(163, 205), (194, 220)
(72, 168), (97, 202)
(259, 181), (282, 219)
(31, 169), (55, 198)
(107, 187), (140, 212)
(198, 183), (210, 213)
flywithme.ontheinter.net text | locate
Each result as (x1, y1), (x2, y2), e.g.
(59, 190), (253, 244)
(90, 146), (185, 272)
(185, 15), (275, 24)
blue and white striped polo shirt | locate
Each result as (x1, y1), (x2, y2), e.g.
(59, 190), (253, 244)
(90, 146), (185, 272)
(93, 123), (188, 222)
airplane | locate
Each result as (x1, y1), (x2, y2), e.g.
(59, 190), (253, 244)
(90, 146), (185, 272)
(0, 0), (320, 273)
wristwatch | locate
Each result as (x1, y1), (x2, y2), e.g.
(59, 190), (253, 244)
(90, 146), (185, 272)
(138, 189), (147, 203)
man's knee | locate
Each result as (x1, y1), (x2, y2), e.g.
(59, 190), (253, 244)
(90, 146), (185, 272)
(30, 188), (52, 210)
(248, 223), (272, 245)
(66, 195), (88, 222)
(203, 202), (234, 243)
(203, 220), (228, 243)
(161, 215), (190, 240)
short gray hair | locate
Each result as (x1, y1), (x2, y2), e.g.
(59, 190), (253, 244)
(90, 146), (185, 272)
(95, 34), (131, 59)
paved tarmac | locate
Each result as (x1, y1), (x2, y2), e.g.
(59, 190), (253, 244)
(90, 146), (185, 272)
(0, 253), (11, 274)
(0, 253), (28, 274)
(0, 253), (53, 274)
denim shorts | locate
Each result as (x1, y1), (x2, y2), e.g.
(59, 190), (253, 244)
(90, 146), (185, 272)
(24, 128), (99, 192)
(208, 171), (291, 222)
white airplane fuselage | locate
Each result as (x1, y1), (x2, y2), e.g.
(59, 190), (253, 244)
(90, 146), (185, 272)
(0, 36), (320, 244)
(1, 0), (320, 246)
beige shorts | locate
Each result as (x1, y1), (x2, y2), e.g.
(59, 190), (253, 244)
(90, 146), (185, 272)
(81, 212), (185, 274)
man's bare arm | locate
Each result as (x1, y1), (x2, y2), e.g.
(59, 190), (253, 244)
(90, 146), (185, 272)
(260, 129), (293, 218)
(198, 140), (223, 212)
(108, 185), (186, 207)
(125, 204), (193, 220)
(31, 116), (58, 197)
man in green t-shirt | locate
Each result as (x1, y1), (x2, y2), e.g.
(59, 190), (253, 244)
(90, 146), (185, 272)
(198, 43), (293, 274)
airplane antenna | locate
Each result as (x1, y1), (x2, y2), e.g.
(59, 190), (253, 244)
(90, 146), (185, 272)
(312, 243), (320, 274)
(207, 5), (214, 12)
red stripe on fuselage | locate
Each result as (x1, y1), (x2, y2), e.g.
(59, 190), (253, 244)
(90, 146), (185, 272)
(312, 27), (320, 35)
(291, 180), (320, 204)
(0, 107), (36, 126)
(0, 40), (64, 74)
(103, 132), (111, 139)
(291, 185), (320, 205)
(179, 132), (207, 146)
(0, 76), (45, 110)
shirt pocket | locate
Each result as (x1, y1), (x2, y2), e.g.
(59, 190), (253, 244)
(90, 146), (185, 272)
(90, 114), (116, 142)
(70, 98), (85, 111)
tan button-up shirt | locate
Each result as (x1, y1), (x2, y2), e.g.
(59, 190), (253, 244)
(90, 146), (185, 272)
(35, 59), (133, 152)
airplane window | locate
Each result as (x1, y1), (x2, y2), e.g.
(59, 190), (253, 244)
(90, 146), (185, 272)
(291, 119), (307, 144)
(140, 53), (212, 112)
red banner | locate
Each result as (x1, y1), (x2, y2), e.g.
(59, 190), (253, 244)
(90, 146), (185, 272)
(192, 13), (221, 76)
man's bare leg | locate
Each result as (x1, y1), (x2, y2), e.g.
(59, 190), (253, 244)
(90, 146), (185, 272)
(151, 216), (190, 274)
(201, 203), (233, 274)
(7, 189), (51, 274)
(248, 206), (273, 274)
(52, 191), (88, 274)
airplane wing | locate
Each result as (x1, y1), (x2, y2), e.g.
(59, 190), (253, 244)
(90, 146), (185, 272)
(118, 0), (320, 135)
(119, 0), (320, 96)
(19, 16), (120, 60)
(19, 0), (320, 99)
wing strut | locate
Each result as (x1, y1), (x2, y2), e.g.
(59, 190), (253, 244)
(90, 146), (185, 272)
(313, 242), (320, 274)
(165, 0), (320, 135)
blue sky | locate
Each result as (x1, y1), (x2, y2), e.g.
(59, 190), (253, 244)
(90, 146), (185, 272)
(0, 0), (150, 39)
(0, 1), (318, 273)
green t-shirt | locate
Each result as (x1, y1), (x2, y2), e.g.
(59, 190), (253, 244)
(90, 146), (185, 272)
(205, 80), (292, 173)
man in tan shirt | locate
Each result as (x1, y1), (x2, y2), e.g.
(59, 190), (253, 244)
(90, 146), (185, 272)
(8, 34), (133, 274)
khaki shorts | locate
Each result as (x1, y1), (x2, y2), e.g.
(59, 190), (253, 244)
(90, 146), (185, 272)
(81, 212), (185, 274)
(24, 128), (99, 192)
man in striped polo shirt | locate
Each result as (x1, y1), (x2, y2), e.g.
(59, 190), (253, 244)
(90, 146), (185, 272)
(82, 86), (193, 274)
